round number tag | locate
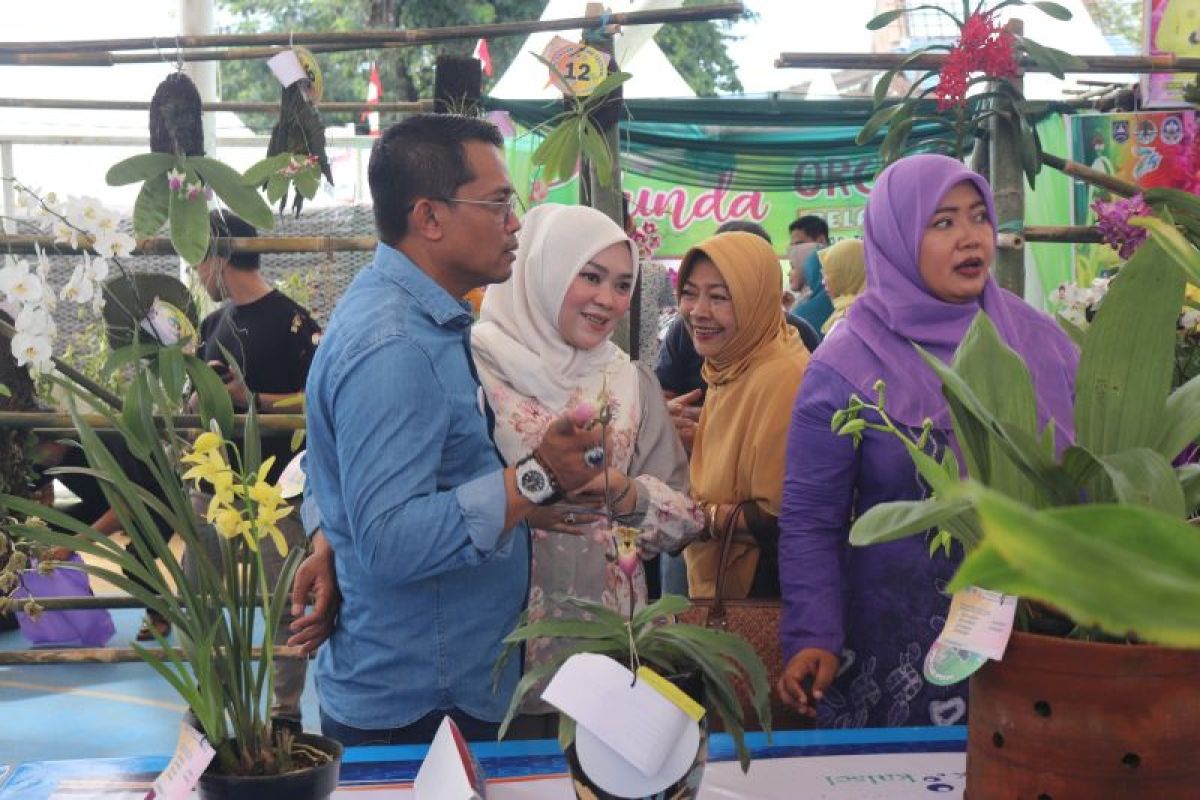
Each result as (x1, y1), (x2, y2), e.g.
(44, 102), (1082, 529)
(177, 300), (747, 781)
(547, 43), (608, 97)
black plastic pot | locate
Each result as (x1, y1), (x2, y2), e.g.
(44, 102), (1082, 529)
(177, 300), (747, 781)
(197, 733), (343, 800)
(563, 672), (709, 800)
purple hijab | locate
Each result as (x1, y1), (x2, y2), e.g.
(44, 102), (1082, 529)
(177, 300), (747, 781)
(813, 154), (1077, 440)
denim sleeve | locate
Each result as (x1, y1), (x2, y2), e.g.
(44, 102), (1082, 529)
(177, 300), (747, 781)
(300, 487), (322, 537)
(331, 337), (510, 582)
(779, 362), (858, 661)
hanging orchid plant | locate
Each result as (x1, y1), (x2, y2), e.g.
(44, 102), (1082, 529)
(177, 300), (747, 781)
(105, 71), (274, 265)
(857, 1), (1086, 186)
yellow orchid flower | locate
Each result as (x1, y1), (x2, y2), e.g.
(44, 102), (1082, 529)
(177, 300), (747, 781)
(213, 507), (244, 540)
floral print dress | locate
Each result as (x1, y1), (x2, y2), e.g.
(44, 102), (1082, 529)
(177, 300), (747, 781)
(484, 364), (704, 708)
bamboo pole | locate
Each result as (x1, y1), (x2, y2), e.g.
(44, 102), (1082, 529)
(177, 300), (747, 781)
(776, 52), (1200, 74)
(0, 411), (306, 431)
(1040, 151), (1139, 197)
(990, 19), (1025, 294)
(0, 97), (433, 114)
(0, 234), (378, 256)
(0, 4), (744, 65)
(1024, 225), (1103, 244)
(25, 595), (268, 610)
(0, 646), (305, 665)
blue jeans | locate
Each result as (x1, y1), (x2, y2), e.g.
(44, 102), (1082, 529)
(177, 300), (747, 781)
(320, 707), (501, 746)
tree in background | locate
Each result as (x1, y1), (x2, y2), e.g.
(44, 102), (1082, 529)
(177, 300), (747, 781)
(1082, 0), (1142, 46)
(216, 0), (745, 133)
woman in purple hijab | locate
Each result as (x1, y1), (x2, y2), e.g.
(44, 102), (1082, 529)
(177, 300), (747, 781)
(776, 154), (1078, 728)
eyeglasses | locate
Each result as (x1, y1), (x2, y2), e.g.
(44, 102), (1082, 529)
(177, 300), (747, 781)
(407, 193), (525, 224)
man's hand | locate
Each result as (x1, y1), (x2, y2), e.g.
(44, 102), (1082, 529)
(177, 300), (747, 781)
(287, 530), (340, 655)
(568, 469), (637, 516)
(536, 414), (604, 494)
(777, 648), (839, 718)
(208, 360), (250, 410)
(666, 388), (703, 454)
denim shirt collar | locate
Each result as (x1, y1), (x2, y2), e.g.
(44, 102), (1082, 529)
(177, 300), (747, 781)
(373, 243), (473, 330)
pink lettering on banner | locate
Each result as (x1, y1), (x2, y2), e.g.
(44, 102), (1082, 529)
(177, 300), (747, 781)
(631, 185), (770, 232)
(793, 158), (874, 199)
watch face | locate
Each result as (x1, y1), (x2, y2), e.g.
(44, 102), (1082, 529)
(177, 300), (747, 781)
(521, 468), (547, 494)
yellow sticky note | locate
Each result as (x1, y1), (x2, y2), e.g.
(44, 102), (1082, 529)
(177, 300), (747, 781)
(636, 666), (705, 722)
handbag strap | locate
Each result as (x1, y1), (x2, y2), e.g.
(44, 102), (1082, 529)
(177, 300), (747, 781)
(711, 501), (750, 620)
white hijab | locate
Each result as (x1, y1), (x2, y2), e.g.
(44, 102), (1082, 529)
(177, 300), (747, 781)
(472, 204), (640, 457)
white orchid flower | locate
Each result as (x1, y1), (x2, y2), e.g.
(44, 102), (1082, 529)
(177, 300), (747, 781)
(11, 331), (52, 372)
(93, 231), (136, 259)
(15, 304), (54, 336)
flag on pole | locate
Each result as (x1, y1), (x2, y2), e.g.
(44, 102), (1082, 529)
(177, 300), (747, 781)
(473, 38), (494, 77)
(362, 62), (383, 136)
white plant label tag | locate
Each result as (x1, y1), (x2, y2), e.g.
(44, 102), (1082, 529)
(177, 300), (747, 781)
(145, 720), (215, 800)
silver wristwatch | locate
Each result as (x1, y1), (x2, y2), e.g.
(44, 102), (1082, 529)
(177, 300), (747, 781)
(515, 453), (562, 505)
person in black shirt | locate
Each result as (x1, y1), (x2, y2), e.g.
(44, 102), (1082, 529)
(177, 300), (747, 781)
(185, 210), (321, 732)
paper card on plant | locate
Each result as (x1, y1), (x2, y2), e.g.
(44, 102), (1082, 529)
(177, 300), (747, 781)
(413, 716), (487, 800)
(277, 449), (306, 499)
(144, 720), (214, 800)
(541, 653), (695, 778)
(939, 586), (1017, 661)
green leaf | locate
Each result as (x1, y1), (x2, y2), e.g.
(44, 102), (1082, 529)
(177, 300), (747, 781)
(133, 173), (171, 238)
(1178, 464), (1200, 511)
(631, 593), (691, 629)
(856, 103), (905, 146)
(1031, 2), (1073, 21)
(1054, 313), (1087, 349)
(191, 156), (275, 231)
(579, 120), (613, 185)
(1075, 238), (1184, 456)
(865, 9), (906, 30)
(1130, 215), (1200, 286)
(501, 618), (627, 645)
(184, 355), (234, 439)
(557, 714), (576, 751)
(1159, 373), (1200, 461)
(879, 117), (914, 165)
(1096, 449), (1186, 517)
(242, 153), (294, 186)
(265, 174), (288, 205)
(962, 488), (1200, 647)
(850, 495), (974, 547)
(106, 153), (176, 186)
(294, 168), (320, 200)
(168, 186), (210, 266)
(581, 70), (632, 108)
(948, 312), (1042, 506)
(156, 346), (186, 402)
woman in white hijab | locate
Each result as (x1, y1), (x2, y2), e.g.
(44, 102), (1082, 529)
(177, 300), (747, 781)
(472, 204), (703, 693)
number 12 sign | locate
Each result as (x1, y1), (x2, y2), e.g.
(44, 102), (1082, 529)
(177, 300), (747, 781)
(542, 36), (609, 97)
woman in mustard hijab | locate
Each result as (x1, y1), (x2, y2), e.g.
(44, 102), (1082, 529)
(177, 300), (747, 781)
(678, 231), (809, 599)
(818, 239), (866, 335)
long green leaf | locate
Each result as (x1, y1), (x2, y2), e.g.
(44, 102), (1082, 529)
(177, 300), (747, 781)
(631, 594), (691, 629)
(133, 172), (171, 238)
(1096, 448), (1186, 517)
(242, 153), (293, 187)
(963, 487), (1200, 647)
(849, 495), (973, 547)
(1131, 215), (1200, 286)
(184, 355), (234, 439)
(106, 153), (176, 186)
(168, 185), (210, 266)
(949, 312), (1042, 506)
(192, 156), (275, 231)
(1075, 238), (1184, 455)
(856, 103), (905, 146)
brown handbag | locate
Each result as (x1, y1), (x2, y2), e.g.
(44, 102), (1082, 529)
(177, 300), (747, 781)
(678, 503), (810, 731)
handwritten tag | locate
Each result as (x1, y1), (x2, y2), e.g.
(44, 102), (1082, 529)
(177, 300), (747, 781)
(145, 720), (215, 800)
(940, 587), (1017, 661)
(541, 37), (608, 97)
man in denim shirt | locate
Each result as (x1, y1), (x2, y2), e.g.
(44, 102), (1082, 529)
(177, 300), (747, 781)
(301, 115), (604, 745)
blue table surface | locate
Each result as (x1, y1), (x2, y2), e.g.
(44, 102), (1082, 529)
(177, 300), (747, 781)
(0, 727), (967, 797)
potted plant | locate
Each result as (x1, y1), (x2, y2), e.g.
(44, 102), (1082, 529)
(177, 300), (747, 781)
(833, 217), (1200, 798)
(495, 591), (771, 800)
(0, 354), (341, 799)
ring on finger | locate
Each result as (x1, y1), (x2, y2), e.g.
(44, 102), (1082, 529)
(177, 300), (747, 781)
(562, 512), (577, 525)
(583, 445), (605, 468)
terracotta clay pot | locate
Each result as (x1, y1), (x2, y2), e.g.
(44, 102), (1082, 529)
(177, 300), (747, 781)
(966, 631), (1200, 799)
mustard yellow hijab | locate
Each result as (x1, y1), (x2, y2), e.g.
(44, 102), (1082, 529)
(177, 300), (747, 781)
(818, 238), (866, 334)
(679, 231), (808, 518)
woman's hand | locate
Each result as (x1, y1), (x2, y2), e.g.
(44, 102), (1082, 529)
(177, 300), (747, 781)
(666, 388), (702, 454)
(526, 506), (606, 535)
(567, 469), (638, 516)
(777, 648), (839, 718)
